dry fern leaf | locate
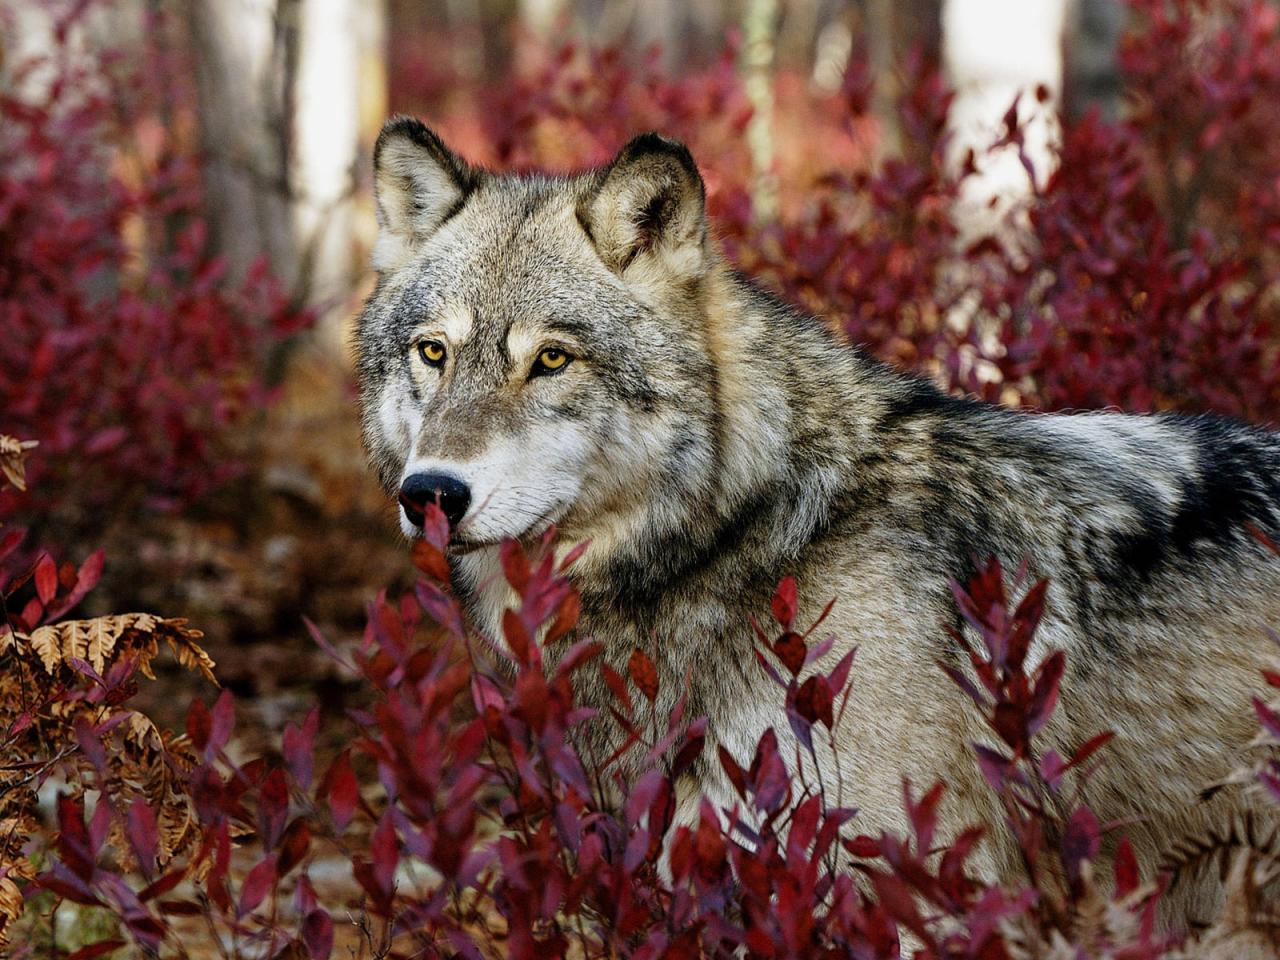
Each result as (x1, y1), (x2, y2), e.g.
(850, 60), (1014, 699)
(0, 874), (21, 951)
(0, 436), (37, 492)
(1187, 849), (1280, 959)
(17, 614), (216, 684)
(162, 621), (217, 685)
(1161, 811), (1280, 889)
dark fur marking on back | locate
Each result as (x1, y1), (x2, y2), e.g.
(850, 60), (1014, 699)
(1108, 416), (1280, 583)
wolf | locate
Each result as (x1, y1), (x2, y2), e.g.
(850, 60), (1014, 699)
(355, 116), (1280, 922)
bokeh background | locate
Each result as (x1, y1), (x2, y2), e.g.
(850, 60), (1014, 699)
(3, 0), (1279, 743)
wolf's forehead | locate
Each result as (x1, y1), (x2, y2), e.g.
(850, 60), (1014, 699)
(405, 184), (620, 333)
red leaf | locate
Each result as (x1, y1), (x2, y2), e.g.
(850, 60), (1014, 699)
(601, 663), (632, 712)
(186, 698), (211, 752)
(545, 590), (580, 645)
(1062, 806), (1101, 881)
(38, 870), (102, 907)
(844, 834), (881, 858)
(771, 576), (798, 628)
(499, 539), (530, 592)
(209, 688), (235, 755)
(371, 811), (399, 896)
(414, 579), (466, 638)
(553, 638), (602, 680)
(277, 818), (311, 877)
(1028, 650), (1065, 735)
(870, 870), (935, 946)
(973, 743), (1012, 790)
(787, 794), (822, 857)
(1114, 836), (1139, 897)
(88, 796), (112, 855)
(238, 853), (278, 918)
(421, 501), (450, 552)
(138, 868), (185, 903)
(35, 553), (57, 604)
(1065, 730), (1115, 771)
(0, 528), (25, 563)
(302, 908), (335, 960)
(326, 752), (358, 832)
(558, 539), (591, 571)
(57, 795), (94, 882)
(795, 675), (834, 728)
(1039, 748), (1066, 788)
(157, 899), (202, 915)
(304, 616), (354, 671)
(126, 797), (158, 879)
(258, 768), (289, 850)
(410, 539), (450, 582)
(1255, 697), (1280, 741)
(672, 716), (707, 778)
(1246, 522), (1280, 556)
(827, 647), (858, 694)
(283, 707), (319, 791)
(503, 608), (531, 663)
(772, 631), (807, 677)
(628, 648), (659, 703)
(718, 744), (747, 800)
(74, 549), (104, 595)
(471, 673), (506, 716)
(749, 729), (790, 811)
(905, 780), (945, 853)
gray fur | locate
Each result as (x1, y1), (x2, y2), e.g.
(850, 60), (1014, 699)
(355, 117), (1280, 924)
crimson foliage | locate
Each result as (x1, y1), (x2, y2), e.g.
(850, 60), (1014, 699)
(11, 0), (1280, 957)
(29, 504), (1186, 958)
(0, 8), (308, 534)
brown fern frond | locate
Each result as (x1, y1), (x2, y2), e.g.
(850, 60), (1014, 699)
(1184, 850), (1280, 959)
(14, 613), (216, 684)
(0, 875), (22, 951)
(0, 435), (38, 492)
(161, 619), (217, 685)
(1161, 811), (1280, 889)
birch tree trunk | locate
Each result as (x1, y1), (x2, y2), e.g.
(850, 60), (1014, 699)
(942, 0), (1069, 240)
(743, 0), (779, 223)
(188, 0), (299, 290)
(188, 0), (380, 347)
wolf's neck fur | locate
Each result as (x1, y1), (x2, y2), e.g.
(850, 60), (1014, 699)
(566, 260), (895, 621)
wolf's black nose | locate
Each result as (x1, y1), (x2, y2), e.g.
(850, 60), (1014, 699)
(399, 473), (471, 529)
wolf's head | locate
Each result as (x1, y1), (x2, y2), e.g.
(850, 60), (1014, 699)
(356, 118), (732, 551)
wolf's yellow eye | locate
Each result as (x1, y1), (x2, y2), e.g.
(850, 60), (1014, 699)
(532, 348), (572, 377)
(418, 339), (446, 367)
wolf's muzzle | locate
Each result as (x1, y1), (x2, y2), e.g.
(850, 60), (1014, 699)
(399, 472), (471, 530)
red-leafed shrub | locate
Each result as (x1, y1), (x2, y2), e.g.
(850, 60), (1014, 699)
(0, 7), (309, 539)
(15, 503), (1240, 957)
(8, 0), (1280, 957)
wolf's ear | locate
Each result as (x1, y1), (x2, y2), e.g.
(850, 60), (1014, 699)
(372, 117), (479, 272)
(579, 133), (707, 281)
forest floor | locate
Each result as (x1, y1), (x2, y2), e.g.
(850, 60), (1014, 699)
(91, 345), (412, 765)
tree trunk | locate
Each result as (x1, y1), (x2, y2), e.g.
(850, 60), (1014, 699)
(743, 0), (779, 223)
(188, 0), (299, 290)
(943, 0), (1069, 240)
(1063, 0), (1126, 121)
(187, 0), (378, 345)
(862, 0), (942, 162)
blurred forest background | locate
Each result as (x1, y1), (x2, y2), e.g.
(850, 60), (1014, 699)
(3, 0), (1279, 744)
